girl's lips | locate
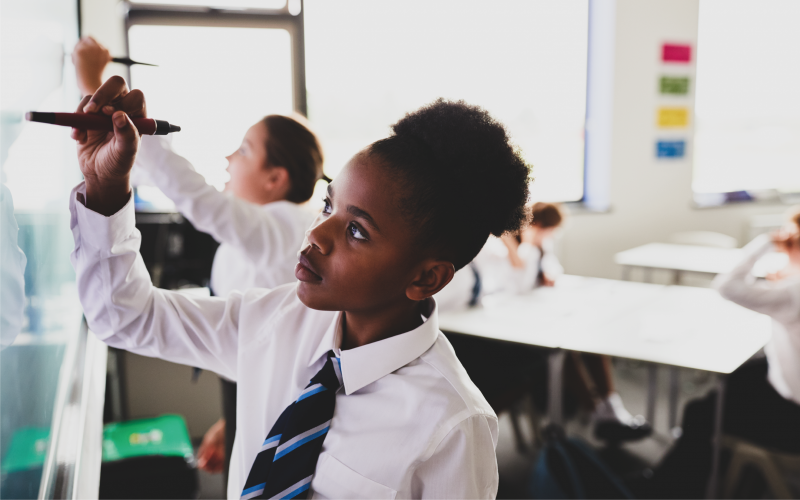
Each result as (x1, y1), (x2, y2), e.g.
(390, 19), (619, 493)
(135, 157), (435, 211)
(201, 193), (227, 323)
(295, 256), (322, 283)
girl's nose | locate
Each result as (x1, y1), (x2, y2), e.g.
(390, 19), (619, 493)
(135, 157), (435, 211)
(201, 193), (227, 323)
(306, 216), (333, 255)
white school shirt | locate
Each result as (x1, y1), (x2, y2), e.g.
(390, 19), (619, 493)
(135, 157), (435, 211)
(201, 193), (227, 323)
(69, 183), (499, 499)
(134, 136), (317, 296)
(712, 234), (800, 405)
(435, 236), (564, 311)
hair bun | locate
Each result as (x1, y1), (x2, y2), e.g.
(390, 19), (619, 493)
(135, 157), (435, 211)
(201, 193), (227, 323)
(371, 99), (531, 270)
(392, 99), (531, 237)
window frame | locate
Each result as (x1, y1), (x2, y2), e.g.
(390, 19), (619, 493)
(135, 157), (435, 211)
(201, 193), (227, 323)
(578, 0), (614, 212)
(124, 1), (307, 115)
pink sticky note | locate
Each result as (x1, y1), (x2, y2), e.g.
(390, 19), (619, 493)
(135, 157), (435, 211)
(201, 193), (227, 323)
(662, 43), (692, 63)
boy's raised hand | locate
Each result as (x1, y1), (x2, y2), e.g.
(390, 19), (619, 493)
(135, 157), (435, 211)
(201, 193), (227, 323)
(72, 76), (146, 216)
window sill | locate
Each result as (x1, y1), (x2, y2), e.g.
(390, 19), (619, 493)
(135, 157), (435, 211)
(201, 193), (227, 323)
(692, 190), (800, 209)
(563, 200), (613, 215)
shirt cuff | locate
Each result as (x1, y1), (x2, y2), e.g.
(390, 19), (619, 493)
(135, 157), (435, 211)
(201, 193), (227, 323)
(70, 181), (136, 251)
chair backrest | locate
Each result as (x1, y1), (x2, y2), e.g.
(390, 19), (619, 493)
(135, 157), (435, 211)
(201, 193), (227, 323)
(669, 231), (738, 248)
(722, 435), (800, 499)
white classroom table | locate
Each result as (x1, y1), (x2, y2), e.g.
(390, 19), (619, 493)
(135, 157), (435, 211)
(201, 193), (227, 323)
(438, 274), (772, 498)
(614, 242), (787, 282)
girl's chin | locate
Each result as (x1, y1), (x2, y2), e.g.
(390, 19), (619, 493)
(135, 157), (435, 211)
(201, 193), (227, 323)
(295, 283), (336, 311)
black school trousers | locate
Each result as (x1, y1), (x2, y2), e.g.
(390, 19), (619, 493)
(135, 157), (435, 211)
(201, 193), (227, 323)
(651, 357), (800, 498)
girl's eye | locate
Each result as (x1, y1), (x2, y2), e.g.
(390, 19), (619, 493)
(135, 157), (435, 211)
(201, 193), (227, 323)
(349, 222), (367, 241)
(322, 198), (332, 214)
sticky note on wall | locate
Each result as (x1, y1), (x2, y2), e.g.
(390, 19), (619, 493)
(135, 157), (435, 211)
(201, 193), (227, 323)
(660, 76), (690, 95)
(657, 107), (689, 127)
(662, 43), (692, 63)
(656, 140), (686, 158)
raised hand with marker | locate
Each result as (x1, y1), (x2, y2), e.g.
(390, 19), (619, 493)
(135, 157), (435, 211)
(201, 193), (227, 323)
(33, 36), (178, 137)
(72, 76), (145, 216)
(72, 36), (111, 97)
(72, 36), (157, 97)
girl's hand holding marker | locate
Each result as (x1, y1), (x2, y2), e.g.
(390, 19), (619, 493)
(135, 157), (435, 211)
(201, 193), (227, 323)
(72, 76), (146, 216)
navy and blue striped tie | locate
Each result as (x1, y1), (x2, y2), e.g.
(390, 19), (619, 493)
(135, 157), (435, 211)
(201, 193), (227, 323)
(241, 351), (343, 500)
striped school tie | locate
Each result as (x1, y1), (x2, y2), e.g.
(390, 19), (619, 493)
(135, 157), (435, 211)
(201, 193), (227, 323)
(241, 351), (343, 500)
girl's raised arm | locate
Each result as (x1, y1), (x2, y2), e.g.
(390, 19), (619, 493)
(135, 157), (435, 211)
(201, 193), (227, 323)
(134, 136), (309, 271)
(71, 181), (241, 380)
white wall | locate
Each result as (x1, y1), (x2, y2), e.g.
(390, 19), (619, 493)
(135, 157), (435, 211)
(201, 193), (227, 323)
(124, 353), (222, 439)
(560, 0), (790, 280)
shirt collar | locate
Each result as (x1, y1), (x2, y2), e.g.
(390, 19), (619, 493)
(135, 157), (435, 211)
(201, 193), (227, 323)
(308, 298), (440, 395)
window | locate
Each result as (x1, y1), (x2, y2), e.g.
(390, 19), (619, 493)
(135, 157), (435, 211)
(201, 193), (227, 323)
(129, 26), (293, 191)
(304, 0), (589, 203)
(126, 7), (304, 209)
(694, 0), (800, 197)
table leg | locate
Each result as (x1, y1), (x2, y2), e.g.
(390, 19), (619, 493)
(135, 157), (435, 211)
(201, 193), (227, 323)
(647, 363), (657, 427)
(668, 366), (680, 435)
(622, 265), (632, 281)
(705, 374), (727, 499)
(548, 350), (566, 426)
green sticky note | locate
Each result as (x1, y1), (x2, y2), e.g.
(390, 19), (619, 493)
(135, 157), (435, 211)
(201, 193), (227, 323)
(660, 76), (690, 95)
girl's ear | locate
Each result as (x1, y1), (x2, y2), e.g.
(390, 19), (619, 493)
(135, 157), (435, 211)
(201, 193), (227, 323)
(263, 166), (290, 194)
(406, 261), (456, 301)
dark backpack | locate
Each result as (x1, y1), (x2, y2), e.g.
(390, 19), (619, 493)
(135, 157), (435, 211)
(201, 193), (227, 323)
(530, 426), (634, 499)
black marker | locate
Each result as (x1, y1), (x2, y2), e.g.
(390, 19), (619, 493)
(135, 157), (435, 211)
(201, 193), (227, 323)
(26, 112), (180, 135)
(111, 57), (158, 67)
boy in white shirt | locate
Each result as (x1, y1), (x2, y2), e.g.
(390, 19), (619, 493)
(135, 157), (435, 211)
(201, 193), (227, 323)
(69, 77), (532, 498)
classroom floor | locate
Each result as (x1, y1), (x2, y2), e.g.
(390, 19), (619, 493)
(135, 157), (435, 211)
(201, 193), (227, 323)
(197, 468), (226, 499)
(194, 439), (227, 499)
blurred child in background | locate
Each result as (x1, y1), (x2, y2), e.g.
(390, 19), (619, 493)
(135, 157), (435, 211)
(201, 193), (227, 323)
(441, 201), (651, 442)
(652, 208), (800, 498)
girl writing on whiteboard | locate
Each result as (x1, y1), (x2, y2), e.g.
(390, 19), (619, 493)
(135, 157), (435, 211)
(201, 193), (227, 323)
(74, 37), (325, 482)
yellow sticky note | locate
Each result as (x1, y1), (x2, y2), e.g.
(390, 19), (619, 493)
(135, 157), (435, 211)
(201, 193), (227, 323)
(657, 107), (689, 128)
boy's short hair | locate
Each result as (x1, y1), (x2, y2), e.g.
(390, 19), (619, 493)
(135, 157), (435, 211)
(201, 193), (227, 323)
(529, 202), (563, 229)
(368, 99), (532, 271)
(262, 115), (325, 203)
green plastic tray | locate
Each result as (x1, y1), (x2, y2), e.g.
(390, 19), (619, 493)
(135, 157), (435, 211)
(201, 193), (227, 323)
(102, 414), (193, 462)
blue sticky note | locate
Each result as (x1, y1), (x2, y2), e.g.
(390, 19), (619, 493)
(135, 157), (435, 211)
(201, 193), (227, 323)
(656, 140), (685, 158)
